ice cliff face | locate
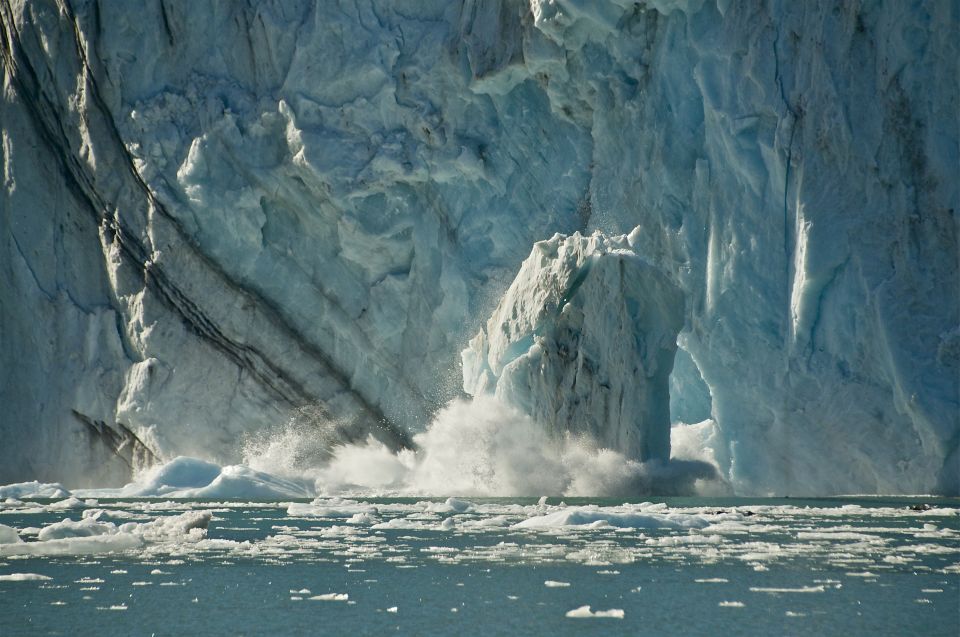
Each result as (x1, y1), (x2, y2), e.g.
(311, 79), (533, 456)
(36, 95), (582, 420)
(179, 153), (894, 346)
(0, 0), (956, 494)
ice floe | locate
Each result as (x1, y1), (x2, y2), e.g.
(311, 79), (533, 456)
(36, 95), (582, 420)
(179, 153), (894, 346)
(565, 605), (624, 618)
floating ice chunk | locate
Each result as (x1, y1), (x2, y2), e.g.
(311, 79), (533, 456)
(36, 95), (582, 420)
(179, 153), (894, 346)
(346, 512), (378, 525)
(0, 534), (142, 557)
(38, 518), (115, 541)
(0, 573), (52, 581)
(425, 498), (474, 513)
(749, 585), (825, 594)
(288, 498), (378, 518)
(461, 516), (510, 528)
(565, 605), (624, 619)
(0, 482), (70, 499)
(121, 457), (221, 496)
(47, 497), (86, 510)
(309, 593), (349, 601)
(117, 457), (312, 499)
(515, 506), (708, 530)
(0, 510), (209, 557)
(133, 511), (211, 542)
(544, 580), (570, 587)
(0, 524), (22, 544)
(74, 577), (104, 584)
(370, 517), (430, 531)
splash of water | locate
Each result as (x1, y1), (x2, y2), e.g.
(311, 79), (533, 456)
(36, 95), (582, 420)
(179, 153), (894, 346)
(242, 396), (718, 497)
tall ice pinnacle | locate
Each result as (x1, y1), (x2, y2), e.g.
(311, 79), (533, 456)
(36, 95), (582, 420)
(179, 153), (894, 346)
(462, 229), (685, 461)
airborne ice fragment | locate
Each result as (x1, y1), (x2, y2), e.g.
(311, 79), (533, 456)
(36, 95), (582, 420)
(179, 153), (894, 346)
(462, 230), (684, 462)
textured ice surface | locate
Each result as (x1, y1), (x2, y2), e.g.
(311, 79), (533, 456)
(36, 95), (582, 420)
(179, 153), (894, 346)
(463, 230), (683, 462)
(0, 1), (956, 495)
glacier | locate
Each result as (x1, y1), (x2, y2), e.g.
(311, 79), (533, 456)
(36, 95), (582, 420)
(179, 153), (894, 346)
(0, 0), (957, 495)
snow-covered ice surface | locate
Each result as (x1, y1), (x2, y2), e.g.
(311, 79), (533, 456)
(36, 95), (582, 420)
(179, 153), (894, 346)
(0, 0), (956, 496)
(0, 495), (957, 636)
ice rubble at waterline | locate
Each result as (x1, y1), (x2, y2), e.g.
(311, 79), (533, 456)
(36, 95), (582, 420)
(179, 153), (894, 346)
(9, 399), (719, 501)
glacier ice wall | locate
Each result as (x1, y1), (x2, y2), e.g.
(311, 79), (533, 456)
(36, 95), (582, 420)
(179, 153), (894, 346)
(463, 229), (684, 461)
(0, 0), (956, 494)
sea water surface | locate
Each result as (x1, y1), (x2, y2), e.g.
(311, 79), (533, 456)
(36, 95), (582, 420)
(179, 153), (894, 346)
(1, 496), (957, 636)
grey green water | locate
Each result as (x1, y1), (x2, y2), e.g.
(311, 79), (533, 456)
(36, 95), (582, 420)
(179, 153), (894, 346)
(1, 497), (958, 636)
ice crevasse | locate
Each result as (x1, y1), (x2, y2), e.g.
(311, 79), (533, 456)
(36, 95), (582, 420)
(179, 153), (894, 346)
(0, 0), (956, 495)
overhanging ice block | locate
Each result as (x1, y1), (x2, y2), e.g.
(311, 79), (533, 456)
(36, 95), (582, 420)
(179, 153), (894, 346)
(463, 230), (684, 461)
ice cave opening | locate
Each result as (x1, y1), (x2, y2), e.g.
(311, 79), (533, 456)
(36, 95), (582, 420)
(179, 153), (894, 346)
(669, 345), (713, 427)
